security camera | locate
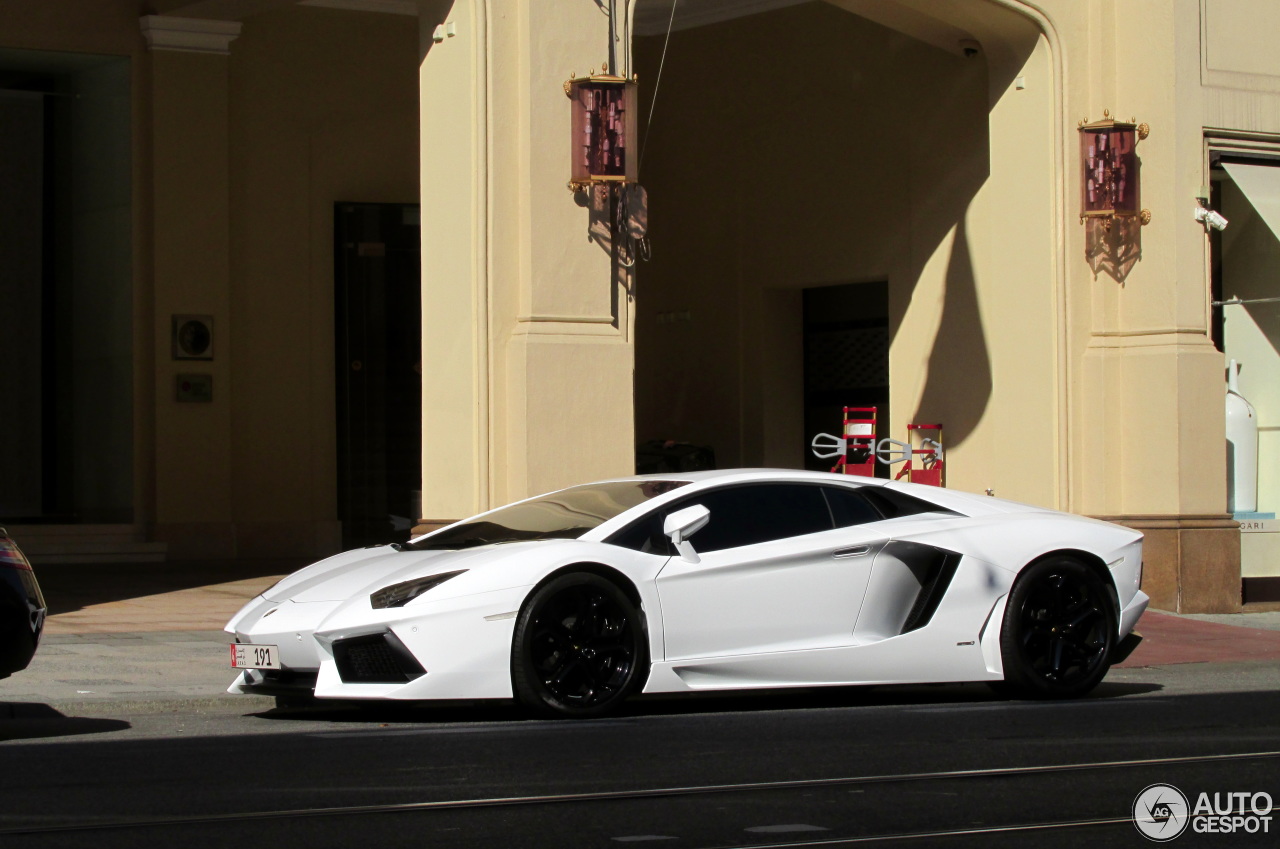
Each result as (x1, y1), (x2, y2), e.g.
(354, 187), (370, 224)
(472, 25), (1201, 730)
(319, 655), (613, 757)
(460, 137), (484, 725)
(958, 39), (981, 58)
(1194, 206), (1228, 231)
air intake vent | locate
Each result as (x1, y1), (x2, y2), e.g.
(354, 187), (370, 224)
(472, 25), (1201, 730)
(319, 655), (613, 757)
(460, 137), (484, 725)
(333, 633), (425, 684)
(900, 550), (962, 634)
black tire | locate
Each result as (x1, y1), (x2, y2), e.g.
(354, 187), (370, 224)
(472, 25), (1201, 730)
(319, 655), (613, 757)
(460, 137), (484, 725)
(999, 557), (1117, 699)
(511, 572), (648, 718)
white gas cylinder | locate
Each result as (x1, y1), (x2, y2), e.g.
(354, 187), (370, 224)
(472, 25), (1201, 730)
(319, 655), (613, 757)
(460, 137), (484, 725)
(1226, 359), (1259, 514)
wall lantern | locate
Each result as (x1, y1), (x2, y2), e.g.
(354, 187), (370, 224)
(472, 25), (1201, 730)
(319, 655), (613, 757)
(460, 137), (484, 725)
(565, 67), (638, 193)
(1079, 110), (1151, 227)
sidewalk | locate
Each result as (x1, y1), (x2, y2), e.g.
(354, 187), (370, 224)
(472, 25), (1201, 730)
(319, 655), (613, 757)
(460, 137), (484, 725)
(37, 560), (301, 634)
(4, 560), (1280, 714)
(1118, 609), (1280, 666)
(3, 560), (295, 714)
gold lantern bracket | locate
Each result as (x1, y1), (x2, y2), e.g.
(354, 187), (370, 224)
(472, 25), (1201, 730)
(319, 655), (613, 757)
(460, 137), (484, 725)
(1079, 110), (1150, 282)
(566, 66), (649, 267)
(1078, 110), (1151, 229)
(565, 66), (639, 193)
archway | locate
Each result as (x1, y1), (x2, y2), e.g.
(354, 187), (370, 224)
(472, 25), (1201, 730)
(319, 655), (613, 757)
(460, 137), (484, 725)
(630, 0), (1060, 506)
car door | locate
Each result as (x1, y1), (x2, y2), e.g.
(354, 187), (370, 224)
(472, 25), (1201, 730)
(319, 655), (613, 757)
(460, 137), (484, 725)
(653, 483), (888, 662)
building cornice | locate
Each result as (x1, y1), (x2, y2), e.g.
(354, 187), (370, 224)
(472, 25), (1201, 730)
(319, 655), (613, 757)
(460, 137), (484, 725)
(140, 15), (242, 54)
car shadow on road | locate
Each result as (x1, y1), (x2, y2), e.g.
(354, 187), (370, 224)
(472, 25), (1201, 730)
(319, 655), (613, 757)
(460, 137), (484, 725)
(245, 680), (1165, 726)
(0, 702), (132, 741)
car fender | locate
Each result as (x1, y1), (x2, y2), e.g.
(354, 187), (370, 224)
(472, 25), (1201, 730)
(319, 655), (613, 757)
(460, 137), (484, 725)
(893, 512), (1142, 578)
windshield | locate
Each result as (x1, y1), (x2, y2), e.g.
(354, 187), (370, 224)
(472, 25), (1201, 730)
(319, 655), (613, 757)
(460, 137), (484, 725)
(407, 480), (689, 550)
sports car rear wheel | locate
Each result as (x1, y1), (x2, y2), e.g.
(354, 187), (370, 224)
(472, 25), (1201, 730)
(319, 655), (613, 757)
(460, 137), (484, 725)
(999, 557), (1116, 699)
(512, 572), (647, 718)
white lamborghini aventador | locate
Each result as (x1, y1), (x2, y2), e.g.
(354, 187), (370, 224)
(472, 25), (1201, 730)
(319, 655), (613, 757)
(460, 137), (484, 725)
(226, 469), (1148, 717)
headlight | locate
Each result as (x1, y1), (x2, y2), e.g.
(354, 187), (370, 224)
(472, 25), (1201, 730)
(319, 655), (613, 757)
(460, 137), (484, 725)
(370, 570), (467, 609)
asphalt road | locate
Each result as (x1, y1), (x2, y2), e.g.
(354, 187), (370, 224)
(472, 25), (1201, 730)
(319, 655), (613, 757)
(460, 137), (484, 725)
(2, 661), (1279, 848)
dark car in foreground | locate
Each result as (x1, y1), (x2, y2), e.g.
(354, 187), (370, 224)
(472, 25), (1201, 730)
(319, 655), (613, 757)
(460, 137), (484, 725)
(0, 528), (46, 678)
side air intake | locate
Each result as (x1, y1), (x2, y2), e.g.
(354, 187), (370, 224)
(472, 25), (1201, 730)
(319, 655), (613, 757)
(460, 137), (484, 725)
(333, 632), (425, 684)
(854, 541), (963, 641)
(899, 548), (962, 634)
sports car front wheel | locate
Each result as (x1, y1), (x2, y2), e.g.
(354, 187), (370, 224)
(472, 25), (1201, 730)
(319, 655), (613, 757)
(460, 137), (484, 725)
(999, 557), (1117, 699)
(511, 572), (647, 718)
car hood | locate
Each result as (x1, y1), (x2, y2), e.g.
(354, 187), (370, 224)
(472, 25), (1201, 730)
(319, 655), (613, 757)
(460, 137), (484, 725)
(261, 542), (558, 604)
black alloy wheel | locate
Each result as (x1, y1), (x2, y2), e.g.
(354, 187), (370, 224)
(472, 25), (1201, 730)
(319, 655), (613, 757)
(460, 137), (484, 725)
(999, 557), (1116, 698)
(511, 572), (647, 718)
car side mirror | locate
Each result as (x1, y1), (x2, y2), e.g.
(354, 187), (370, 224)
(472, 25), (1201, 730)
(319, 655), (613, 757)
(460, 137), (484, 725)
(663, 504), (710, 563)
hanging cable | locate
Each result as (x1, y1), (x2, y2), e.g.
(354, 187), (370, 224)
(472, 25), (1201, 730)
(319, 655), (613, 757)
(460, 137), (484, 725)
(607, 0), (617, 74)
(623, 0), (632, 77)
(639, 0), (679, 173)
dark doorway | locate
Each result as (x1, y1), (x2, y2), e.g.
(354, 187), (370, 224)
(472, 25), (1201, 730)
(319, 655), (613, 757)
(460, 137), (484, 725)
(0, 51), (133, 524)
(803, 282), (889, 474)
(335, 203), (422, 549)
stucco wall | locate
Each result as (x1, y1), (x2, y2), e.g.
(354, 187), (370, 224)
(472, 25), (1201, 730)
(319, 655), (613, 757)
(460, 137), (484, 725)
(224, 6), (419, 556)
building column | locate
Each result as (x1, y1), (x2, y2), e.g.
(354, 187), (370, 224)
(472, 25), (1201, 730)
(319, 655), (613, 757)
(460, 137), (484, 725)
(141, 15), (240, 558)
(417, 0), (634, 523)
(1070, 1), (1239, 612)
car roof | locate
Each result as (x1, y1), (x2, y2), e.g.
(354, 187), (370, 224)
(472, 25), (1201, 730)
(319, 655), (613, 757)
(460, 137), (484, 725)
(611, 468), (892, 487)
(588, 468), (1050, 522)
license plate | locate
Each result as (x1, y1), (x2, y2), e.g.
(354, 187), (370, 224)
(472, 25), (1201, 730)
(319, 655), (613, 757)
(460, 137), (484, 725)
(231, 643), (281, 670)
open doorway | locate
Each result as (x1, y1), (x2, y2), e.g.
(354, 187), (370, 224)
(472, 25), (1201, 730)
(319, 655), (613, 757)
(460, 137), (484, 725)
(0, 49), (132, 524)
(803, 282), (889, 473)
(334, 203), (421, 548)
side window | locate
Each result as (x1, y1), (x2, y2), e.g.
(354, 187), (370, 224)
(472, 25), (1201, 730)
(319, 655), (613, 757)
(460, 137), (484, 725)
(606, 484), (834, 554)
(860, 487), (957, 519)
(678, 484), (833, 552)
(821, 486), (883, 527)
(606, 512), (673, 556)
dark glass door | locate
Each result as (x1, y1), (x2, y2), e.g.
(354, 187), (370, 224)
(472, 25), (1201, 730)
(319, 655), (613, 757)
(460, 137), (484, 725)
(803, 282), (889, 475)
(335, 203), (421, 549)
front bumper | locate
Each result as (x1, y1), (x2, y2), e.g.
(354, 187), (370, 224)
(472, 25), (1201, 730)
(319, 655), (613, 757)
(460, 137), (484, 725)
(227, 584), (530, 701)
(229, 667), (319, 698)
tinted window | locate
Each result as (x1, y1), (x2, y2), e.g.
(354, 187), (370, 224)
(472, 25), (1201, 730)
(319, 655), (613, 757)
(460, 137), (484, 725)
(609, 483), (835, 554)
(860, 487), (955, 519)
(607, 510), (673, 555)
(821, 486), (883, 527)
(410, 479), (689, 550)
(683, 484), (835, 552)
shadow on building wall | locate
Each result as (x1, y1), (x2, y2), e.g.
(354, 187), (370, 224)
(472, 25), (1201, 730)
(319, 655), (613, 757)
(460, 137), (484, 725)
(911, 218), (992, 447)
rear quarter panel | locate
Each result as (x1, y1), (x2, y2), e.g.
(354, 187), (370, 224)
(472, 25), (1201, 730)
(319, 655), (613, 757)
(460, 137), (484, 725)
(895, 511), (1142, 575)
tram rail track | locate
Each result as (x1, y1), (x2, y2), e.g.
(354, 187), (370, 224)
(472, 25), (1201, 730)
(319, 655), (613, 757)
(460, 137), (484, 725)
(3, 748), (1278, 838)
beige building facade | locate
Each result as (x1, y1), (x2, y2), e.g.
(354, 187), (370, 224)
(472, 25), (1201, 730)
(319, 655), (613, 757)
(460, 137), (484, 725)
(2, 0), (1279, 613)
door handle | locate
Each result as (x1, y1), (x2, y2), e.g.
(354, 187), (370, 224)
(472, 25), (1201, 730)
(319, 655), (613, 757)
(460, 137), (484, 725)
(833, 545), (871, 559)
